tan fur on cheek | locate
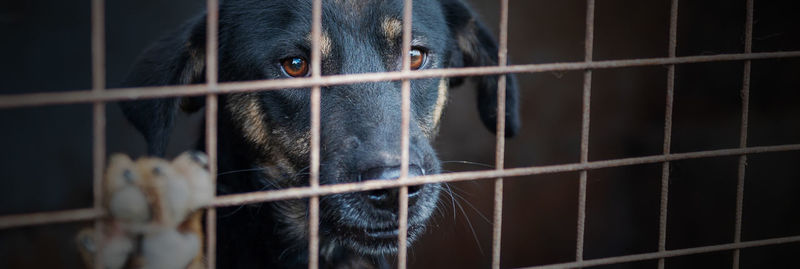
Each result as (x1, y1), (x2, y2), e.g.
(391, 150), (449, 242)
(227, 93), (270, 152)
(227, 94), (306, 179)
(419, 78), (449, 137)
(432, 78), (449, 128)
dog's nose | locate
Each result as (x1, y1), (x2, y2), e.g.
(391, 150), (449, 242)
(362, 165), (424, 209)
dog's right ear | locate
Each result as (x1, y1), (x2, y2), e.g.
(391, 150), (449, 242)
(119, 15), (207, 157)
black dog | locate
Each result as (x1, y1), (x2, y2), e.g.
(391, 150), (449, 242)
(120, 0), (518, 267)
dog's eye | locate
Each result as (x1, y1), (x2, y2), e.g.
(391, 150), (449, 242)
(409, 48), (426, 70)
(281, 57), (309, 77)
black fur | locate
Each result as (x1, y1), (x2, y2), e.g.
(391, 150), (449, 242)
(119, 0), (519, 268)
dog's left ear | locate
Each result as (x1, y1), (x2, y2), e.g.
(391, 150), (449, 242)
(119, 15), (208, 156)
(441, 0), (520, 137)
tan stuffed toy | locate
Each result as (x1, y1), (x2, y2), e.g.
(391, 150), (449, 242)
(76, 151), (213, 269)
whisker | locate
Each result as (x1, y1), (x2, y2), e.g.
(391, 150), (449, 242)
(441, 160), (495, 169)
(452, 189), (485, 256)
(220, 168), (308, 218)
(219, 184), (271, 218)
(443, 183), (458, 222)
(431, 185), (449, 220)
(218, 164), (315, 178)
(217, 166), (274, 177)
(451, 191), (491, 225)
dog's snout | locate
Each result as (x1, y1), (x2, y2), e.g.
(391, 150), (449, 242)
(362, 166), (424, 209)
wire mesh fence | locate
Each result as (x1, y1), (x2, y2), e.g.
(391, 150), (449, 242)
(1, 0), (799, 268)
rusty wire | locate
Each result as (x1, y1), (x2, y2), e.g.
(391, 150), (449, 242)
(0, 208), (103, 230)
(2, 144), (800, 230)
(396, 1), (414, 268)
(522, 235), (800, 269)
(576, 0), (595, 263)
(90, 0), (105, 268)
(657, 0), (680, 269)
(1, 0), (799, 268)
(492, 0), (510, 268)
(201, 143), (800, 207)
(1, 51), (799, 109)
(308, 0), (322, 268)
(733, 0), (755, 268)
(203, 0), (219, 268)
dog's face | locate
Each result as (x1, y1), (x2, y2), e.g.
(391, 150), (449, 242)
(120, 0), (519, 260)
(220, 0), (453, 255)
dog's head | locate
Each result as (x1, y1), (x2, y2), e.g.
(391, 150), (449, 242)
(120, 0), (519, 257)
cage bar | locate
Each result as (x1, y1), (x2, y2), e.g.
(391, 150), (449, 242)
(0, 208), (102, 230)
(492, 0), (510, 268)
(2, 51), (800, 109)
(187, 144), (800, 208)
(658, 0), (680, 268)
(204, 0), (220, 268)
(90, 0), (106, 268)
(576, 0), (595, 262)
(522, 235), (800, 269)
(733, 0), (754, 268)
(308, 0), (322, 268)
(2, 144), (799, 231)
(396, 0), (414, 268)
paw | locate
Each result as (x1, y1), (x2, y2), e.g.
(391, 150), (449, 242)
(75, 226), (136, 269)
(77, 152), (212, 269)
(141, 229), (200, 269)
(106, 154), (150, 227)
(171, 151), (214, 212)
(76, 226), (135, 269)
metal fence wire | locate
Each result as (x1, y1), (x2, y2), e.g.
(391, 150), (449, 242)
(1, 0), (800, 268)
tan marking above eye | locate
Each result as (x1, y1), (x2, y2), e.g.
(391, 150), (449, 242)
(381, 17), (402, 42)
(305, 32), (332, 57)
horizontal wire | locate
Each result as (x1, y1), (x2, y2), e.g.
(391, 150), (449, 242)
(1, 143), (798, 230)
(519, 235), (800, 269)
(0, 208), (103, 229)
(206, 144), (800, 207)
(2, 51), (800, 109)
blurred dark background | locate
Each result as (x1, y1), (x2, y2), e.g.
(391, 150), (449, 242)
(1, 0), (799, 268)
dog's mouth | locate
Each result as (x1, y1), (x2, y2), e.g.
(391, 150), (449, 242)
(347, 223), (419, 240)
(333, 223), (423, 255)
(315, 170), (441, 255)
(361, 226), (398, 239)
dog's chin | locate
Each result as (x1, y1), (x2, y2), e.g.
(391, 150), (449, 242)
(333, 223), (424, 256)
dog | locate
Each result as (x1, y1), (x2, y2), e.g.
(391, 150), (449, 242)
(119, 0), (519, 267)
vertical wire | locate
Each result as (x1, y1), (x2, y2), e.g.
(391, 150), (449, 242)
(492, 0), (510, 268)
(204, 0), (219, 268)
(658, 1), (679, 269)
(308, 0), (322, 268)
(576, 0), (595, 263)
(397, 0), (413, 268)
(90, 0), (106, 268)
(733, 0), (754, 268)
